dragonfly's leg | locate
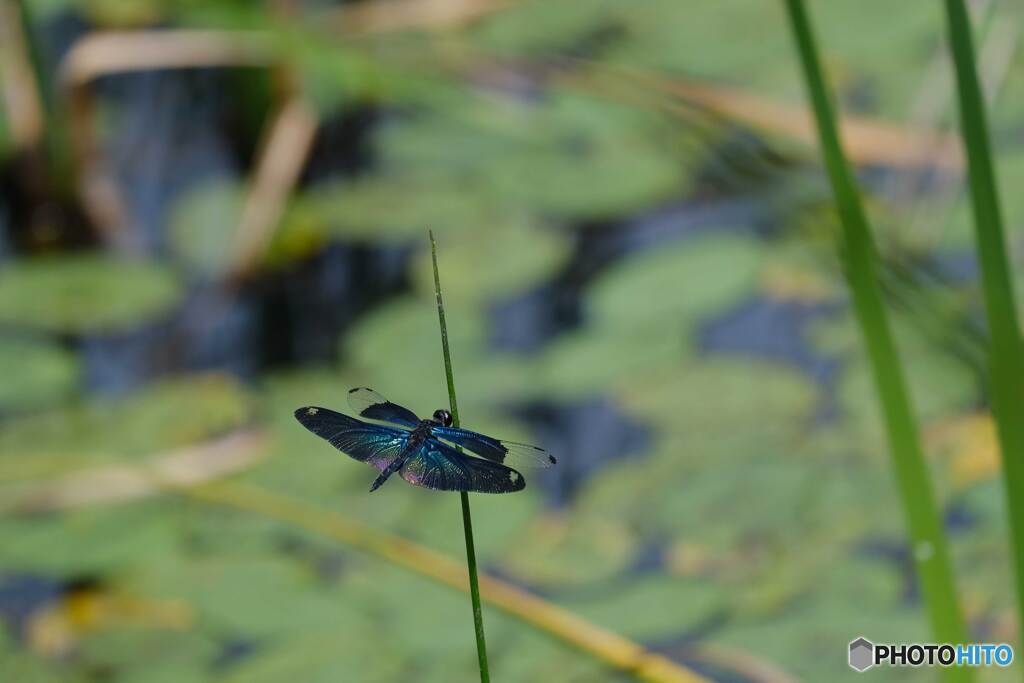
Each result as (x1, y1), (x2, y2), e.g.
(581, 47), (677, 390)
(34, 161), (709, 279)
(369, 457), (405, 492)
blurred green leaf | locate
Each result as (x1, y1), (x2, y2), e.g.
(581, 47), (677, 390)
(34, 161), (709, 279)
(409, 222), (570, 307)
(498, 513), (638, 585)
(0, 373), (253, 471)
(0, 621), (79, 681)
(468, 0), (627, 58)
(0, 254), (183, 334)
(133, 556), (359, 639)
(599, 0), (942, 120)
(283, 27), (464, 115)
(813, 311), (978, 444)
(0, 500), (184, 573)
(0, 336), (79, 412)
(280, 176), (504, 243)
(613, 358), (817, 437)
(711, 590), (930, 682)
(343, 297), (477, 411)
(589, 234), (761, 338)
(376, 93), (689, 219)
(214, 634), (403, 683)
(563, 575), (726, 641)
(169, 180), (244, 278)
(75, 625), (216, 683)
(1, 3), (1020, 682)
(528, 234), (763, 399)
(530, 328), (687, 399)
(483, 628), (622, 683)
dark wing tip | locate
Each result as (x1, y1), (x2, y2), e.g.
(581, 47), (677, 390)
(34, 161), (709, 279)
(294, 406), (322, 423)
(548, 454), (557, 464)
(503, 466), (527, 492)
(348, 386), (372, 394)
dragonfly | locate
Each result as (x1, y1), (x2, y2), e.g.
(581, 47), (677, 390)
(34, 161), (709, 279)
(294, 387), (555, 493)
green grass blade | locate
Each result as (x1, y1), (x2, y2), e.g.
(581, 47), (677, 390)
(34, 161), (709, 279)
(944, 0), (1024, 655)
(782, 1), (973, 674)
(430, 230), (490, 683)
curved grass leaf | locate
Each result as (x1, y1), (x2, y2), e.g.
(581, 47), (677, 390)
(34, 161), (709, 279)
(782, 2), (971, 674)
(943, 0), (1024, 653)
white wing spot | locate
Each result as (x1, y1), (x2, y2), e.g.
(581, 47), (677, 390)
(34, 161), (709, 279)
(509, 471), (519, 483)
(306, 407), (319, 416)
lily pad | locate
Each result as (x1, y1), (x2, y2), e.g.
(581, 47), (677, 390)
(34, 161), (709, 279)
(0, 336), (79, 412)
(0, 650), (77, 683)
(58, 597), (213, 683)
(131, 556), (363, 639)
(815, 312), (978, 447)
(588, 233), (762, 339)
(611, 358), (818, 437)
(388, 480), (541, 562)
(344, 563), (512, 664)
(710, 589), (929, 683)
(530, 327), (688, 399)
(481, 629), (614, 683)
(376, 92), (689, 218)
(469, 0), (628, 58)
(562, 575), (726, 641)
(498, 512), (638, 585)
(215, 634), (404, 683)
(0, 500), (185, 574)
(602, 0), (941, 120)
(342, 297), (479, 410)
(279, 175), (504, 243)
(0, 373), (254, 471)
(288, 30), (461, 115)
(169, 179), (244, 278)
(341, 295), (536, 409)
(0, 254), (182, 334)
(408, 222), (571, 307)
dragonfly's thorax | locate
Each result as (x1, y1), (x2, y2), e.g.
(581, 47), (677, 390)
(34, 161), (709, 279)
(406, 421), (436, 450)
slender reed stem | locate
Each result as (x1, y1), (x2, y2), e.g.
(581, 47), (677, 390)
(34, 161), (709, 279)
(430, 230), (490, 683)
(943, 0), (1024, 656)
(782, 2), (972, 678)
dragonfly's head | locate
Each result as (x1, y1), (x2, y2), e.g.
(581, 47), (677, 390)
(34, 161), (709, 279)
(432, 409), (453, 427)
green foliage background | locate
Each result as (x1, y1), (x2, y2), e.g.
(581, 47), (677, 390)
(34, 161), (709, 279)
(2, 0), (1023, 681)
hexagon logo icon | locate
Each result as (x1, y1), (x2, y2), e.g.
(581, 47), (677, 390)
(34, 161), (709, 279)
(849, 637), (875, 672)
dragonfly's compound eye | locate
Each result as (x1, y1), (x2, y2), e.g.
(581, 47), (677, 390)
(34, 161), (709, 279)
(433, 409), (453, 426)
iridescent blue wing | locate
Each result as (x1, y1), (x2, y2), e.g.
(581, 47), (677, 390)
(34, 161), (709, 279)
(346, 387), (420, 428)
(400, 439), (526, 493)
(294, 406), (408, 471)
(429, 425), (555, 468)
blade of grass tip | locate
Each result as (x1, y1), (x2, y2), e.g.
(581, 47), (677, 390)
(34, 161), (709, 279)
(430, 230), (490, 683)
(944, 0), (1024, 655)
(782, 1), (973, 676)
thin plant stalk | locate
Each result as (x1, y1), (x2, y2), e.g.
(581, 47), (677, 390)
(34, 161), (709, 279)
(944, 0), (1024, 654)
(782, 1), (973, 676)
(430, 230), (490, 683)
